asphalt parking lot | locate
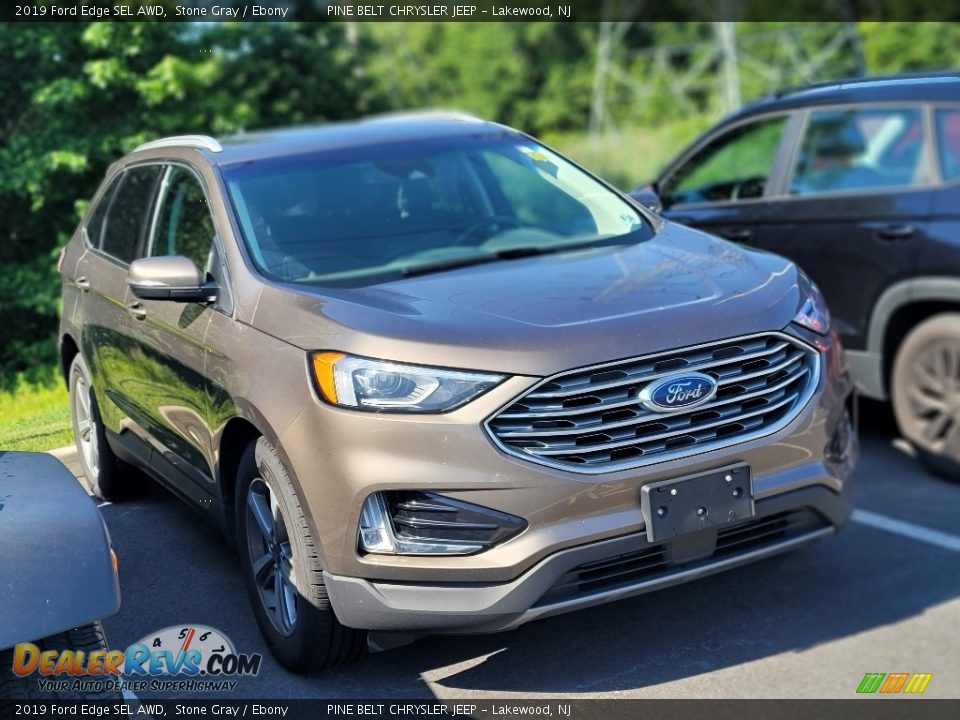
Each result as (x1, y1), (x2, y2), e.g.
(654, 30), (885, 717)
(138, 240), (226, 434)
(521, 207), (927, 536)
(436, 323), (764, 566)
(64, 401), (960, 700)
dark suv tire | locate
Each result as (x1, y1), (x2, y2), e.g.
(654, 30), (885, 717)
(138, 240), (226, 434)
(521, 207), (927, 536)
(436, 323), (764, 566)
(891, 313), (960, 481)
(236, 437), (366, 672)
(0, 623), (121, 700)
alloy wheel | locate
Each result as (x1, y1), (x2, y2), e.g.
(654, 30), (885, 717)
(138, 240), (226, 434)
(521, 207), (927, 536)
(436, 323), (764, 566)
(73, 371), (100, 479)
(245, 477), (298, 636)
(903, 340), (960, 456)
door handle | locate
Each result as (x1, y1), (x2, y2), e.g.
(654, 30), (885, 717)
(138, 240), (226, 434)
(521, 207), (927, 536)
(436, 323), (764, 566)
(127, 302), (147, 320)
(75, 276), (90, 291)
(876, 225), (915, 241)
(719, 228), (752, 242)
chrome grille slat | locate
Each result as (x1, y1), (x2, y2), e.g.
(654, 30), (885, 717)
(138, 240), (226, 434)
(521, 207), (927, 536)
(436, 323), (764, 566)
(494, 354), (800, 422)
(529, 340), (791, 399)
(716, 353), (801, 386)
(485, 332), (820, 473)
(527, 391), (801, 457)
(496, 367), (809, 440)
(497, 345), (799, 419)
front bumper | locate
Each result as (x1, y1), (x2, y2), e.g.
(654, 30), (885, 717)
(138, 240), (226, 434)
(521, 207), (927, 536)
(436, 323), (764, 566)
(277, 326), (856, 631)
(324, 483), (852, 633)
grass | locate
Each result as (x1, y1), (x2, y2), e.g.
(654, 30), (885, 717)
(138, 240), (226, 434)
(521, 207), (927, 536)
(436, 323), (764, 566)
(545, 115), (715, 191)
(0, 377), (73, 452)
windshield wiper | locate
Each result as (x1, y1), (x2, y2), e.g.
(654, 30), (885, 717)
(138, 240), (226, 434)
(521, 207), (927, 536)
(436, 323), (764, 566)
(400, 237), (635, 279)
(400, 252), (503, 277)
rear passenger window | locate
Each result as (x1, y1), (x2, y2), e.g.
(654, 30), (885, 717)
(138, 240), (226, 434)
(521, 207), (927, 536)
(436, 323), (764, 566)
(85, 176), (121, 248)
(151, 167), (217, 274)
(792, 107), (928, 195)
(935, 109), (960, 181)
(100, 165), (163, 263)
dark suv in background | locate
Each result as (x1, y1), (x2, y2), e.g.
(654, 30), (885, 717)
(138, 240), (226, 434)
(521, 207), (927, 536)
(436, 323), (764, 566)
(635, 73), (960, 478)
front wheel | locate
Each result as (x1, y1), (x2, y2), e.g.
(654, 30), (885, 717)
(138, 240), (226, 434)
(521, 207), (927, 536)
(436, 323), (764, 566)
(236, 437), (366, 672)
(891, 313), (960, 481)
(0, 623), (121, 700)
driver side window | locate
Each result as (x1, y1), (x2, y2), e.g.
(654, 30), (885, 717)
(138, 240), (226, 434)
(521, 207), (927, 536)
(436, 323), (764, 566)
(662, 116), (787, 207)
(151, 166), (217, 275)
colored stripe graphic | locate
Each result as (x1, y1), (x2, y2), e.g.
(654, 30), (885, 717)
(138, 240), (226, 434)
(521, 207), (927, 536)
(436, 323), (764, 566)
(857, 673), (885, 694)
(880, 673), (909, 693)
(904, 673), (933, 694)
(856, 672), (933, 694)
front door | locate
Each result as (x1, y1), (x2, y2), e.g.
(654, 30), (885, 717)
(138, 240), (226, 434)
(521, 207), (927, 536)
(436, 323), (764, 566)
(125, 164), (222, 500)
(658, 113), (793, 244)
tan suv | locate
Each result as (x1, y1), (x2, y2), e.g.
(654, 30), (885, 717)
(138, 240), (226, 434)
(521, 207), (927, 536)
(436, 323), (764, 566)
(59, 113), (857, 672)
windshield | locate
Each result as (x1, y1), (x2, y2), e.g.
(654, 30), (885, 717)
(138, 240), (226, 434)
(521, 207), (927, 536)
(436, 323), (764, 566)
(222, 135), (649, 286)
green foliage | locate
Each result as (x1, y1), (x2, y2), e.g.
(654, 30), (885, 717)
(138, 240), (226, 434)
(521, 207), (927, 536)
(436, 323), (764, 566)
(0, 374), (72, 451)
(544, 115), (714, 190)
(858, 22), (960, 72)
(0, 22), (377, 388)
(365, 23), (597, 134)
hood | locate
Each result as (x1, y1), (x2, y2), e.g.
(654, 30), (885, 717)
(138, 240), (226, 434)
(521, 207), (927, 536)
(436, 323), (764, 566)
(250, 222), (802, 377)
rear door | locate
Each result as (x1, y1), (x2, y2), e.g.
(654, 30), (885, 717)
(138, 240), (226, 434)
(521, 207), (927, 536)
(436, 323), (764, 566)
(749, 104), (934, 351)
(76, 164), (164, 438)
(657, 113), (795, 244)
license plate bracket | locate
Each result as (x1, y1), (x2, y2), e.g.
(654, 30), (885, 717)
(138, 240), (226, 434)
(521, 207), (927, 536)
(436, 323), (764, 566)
(640, 464), (753, 543)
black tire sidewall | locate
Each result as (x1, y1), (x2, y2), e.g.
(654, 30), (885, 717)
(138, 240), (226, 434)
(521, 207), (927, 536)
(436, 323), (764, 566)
(0, 622), (121, 700)
(235, 438), (357, 671)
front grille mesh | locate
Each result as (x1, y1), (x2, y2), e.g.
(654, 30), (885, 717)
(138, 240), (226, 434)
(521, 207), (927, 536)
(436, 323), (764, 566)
(487, 333), (818, 472)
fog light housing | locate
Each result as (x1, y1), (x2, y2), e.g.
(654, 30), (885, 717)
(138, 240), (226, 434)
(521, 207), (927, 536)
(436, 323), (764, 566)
(358, 491), (526, 556)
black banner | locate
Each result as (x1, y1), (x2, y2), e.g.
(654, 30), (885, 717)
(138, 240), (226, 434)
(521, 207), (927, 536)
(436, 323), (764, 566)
(5, 0), (960, 23)
(0, 700), (957, 720)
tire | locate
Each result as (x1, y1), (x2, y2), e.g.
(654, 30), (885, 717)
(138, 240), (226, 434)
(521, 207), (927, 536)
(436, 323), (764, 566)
(891, 313), (960, 481)
(0, 622), (122, 700)
(68, 354), (146, 501)
(235, 437), (366, 672)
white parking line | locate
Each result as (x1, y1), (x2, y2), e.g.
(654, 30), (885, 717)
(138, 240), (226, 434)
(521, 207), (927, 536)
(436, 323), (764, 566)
(851, 508), (960, 552)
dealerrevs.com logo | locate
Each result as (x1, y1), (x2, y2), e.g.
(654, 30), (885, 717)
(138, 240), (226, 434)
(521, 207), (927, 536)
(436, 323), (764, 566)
(13, 625), (262, 694)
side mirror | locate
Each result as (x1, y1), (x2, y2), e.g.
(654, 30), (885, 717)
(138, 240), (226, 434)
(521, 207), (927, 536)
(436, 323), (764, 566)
(628, 184), (663, 215)
(127, 256), (218, 303)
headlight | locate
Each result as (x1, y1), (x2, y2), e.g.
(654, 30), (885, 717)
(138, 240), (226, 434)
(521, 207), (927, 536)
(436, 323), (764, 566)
(792, 274), (830, 335)
(310, 352), (504, 412)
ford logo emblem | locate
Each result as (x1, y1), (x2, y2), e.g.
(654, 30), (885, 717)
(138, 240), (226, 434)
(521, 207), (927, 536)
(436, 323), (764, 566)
(638, 372), (718, 413)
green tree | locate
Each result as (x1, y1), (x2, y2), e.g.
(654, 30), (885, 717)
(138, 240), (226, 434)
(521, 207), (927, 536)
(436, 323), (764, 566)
(0, 22), (377, 387)
(364, 23), (596, 134)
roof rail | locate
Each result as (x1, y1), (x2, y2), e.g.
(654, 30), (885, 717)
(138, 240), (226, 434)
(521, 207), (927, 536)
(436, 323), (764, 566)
(133, 135), (223, 154)
(771, 69), (960, 99)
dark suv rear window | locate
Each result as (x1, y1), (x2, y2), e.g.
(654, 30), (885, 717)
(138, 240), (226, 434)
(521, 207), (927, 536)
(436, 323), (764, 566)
(99, 165), (163, 263)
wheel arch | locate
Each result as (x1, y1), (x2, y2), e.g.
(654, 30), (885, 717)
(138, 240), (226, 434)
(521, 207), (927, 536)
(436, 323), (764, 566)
(217, 415), (265, 542)
(882, 301), (960, 394)
(59, 333), (80, 388)
(215, 403), (313, 536)
(862, 278), (960, 397)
